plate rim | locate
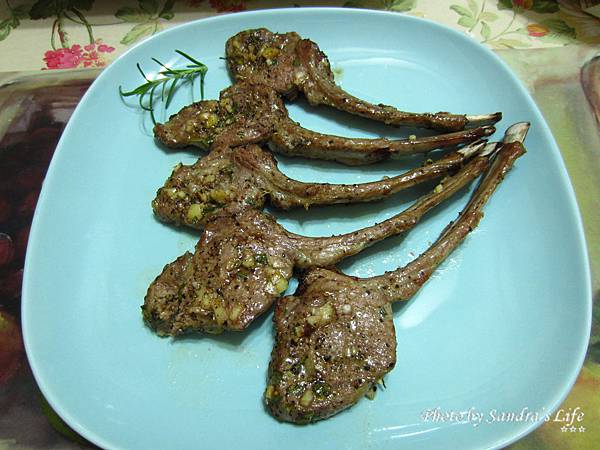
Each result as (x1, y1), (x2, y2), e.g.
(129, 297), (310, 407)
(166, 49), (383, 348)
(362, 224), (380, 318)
(21, 7), (592, 450)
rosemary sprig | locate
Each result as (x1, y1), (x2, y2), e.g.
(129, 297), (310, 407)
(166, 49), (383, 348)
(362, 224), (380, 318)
(119, 49), (208, 124)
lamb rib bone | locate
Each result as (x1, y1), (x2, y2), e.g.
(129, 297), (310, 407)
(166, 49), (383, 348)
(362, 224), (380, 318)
(225, 28), (502, 132)
(264, 122), (529, 424)
(152, 140), (486, 229)
(153, 82), (495, 165)
(143, 145), (491, 336)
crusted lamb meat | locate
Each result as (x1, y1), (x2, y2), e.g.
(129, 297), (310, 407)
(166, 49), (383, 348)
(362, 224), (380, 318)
(225, 28), (501, 132)
(152, 141), (485, 228)
(143, 146), (492, 336)
(154, 82), (495, 165)
(265, 123), (528, 423)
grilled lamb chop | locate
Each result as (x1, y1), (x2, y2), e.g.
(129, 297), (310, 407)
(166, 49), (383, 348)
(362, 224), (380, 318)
(225, 29), (501, 132)
(265, 123), (529, 423)
(143, 146), (493, 336)
(152, 141), (485, 229)
(154, 82), (495, 165)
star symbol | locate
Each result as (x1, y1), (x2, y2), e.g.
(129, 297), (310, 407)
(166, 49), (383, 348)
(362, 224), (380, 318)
(561, 426), (567, 433)
(570, 426), (577, 432)
(578, 426), (586, 433)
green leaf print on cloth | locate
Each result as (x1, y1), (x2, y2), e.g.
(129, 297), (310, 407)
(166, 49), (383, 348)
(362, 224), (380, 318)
(0, 2), (28, 42)
(116, 0), (175, 45)
(344, 0), (417, 12)
(451, 0), (576, 48)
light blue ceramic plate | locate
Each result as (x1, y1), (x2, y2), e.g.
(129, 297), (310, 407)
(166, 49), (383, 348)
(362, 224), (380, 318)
(22, 8), (591, 450)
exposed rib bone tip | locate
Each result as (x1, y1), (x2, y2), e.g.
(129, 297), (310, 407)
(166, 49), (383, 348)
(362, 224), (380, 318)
(481, 142), (500, 157)
(503, 122), (530, 144)
(465, 112), (503, 125)
(457, 140), (487, 157)
(481, 125), (497, 135)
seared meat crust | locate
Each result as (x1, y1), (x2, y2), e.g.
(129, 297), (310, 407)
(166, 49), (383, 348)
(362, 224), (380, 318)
(144, 152), (489, 336)
(151, 142), (485, 229)
(267, 269), (396, 423)
(226, 28), (501, 132)
(265, 123), (529, 423)
(154, 82), (496, 165)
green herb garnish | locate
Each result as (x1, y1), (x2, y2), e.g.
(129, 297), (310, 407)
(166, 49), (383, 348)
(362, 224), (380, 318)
(119, 49), (208, 124)
(313, 381), (332, 399)
(236, 270), (249, 281)
(254, 253), (268, 265)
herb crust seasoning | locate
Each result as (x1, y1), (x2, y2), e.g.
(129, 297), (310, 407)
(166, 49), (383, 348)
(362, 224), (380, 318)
(154, 81), (284, 150)
(264, 123), (529, 423)
(143, 206), (294, 335)
(143, 151), (490, 337)
(266, 269), (397, 423)
(225, 28), (501, 132)
(154, 81), (496, 165)
(151, 141), (487, 229)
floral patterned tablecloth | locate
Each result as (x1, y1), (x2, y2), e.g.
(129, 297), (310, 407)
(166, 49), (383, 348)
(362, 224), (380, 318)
(0, 1), (599, 449)
(0, 0), (599, 71)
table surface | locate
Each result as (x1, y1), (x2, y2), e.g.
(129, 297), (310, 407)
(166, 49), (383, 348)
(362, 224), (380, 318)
(0, 1), (599, 449)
